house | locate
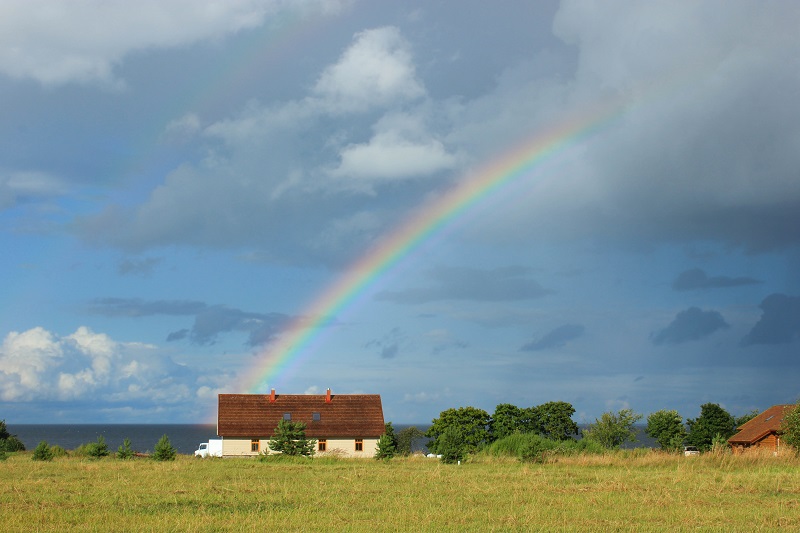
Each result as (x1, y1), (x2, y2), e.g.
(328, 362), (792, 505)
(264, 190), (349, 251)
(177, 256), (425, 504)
(728, 404), (796, 454)
(217, 389), (385, 457)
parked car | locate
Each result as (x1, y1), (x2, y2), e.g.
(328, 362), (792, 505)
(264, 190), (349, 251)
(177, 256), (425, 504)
(683, 446), (700, 456)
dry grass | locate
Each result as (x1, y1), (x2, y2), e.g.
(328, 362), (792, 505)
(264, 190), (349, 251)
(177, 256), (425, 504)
(1, 450), (799, 531)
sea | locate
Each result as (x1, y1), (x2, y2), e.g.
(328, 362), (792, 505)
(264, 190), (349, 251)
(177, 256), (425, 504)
(11, 425), (218, 455)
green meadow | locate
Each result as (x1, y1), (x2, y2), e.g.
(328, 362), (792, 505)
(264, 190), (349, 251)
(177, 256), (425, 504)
(2, 451), (799, 531)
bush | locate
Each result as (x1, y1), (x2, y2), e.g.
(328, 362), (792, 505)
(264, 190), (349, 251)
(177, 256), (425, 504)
(117, 437), (134, 459)
(152, 435), (176, 461)
(50, 445), (68, 458)
(0, 450), (7, 461)
(485, 433), (607, 463)
(32, 441), (54, 461)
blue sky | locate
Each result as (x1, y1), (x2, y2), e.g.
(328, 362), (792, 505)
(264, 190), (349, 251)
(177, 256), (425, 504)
(2, 1), (799, 425)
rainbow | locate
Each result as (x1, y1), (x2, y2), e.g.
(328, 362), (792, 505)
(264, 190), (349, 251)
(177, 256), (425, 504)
(243, 98), (627, 394)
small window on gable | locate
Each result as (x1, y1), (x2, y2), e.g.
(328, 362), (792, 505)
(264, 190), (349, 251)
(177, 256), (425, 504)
(355, 438), (363, 452)
(312, 412), (321, 421)
(251, 439), (260, 452)
(283, 413), (291, 421)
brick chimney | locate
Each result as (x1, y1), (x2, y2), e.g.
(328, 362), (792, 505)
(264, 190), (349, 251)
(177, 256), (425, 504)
(269, 389), (276, 403)
(325, 388), (332, 403)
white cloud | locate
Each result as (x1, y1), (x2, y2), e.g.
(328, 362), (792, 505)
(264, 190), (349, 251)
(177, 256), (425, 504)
(0, 326), (213, 403)
(329, 112), (457, 187)
(312, 26), (425, 113)
(0, 0), (348, 86)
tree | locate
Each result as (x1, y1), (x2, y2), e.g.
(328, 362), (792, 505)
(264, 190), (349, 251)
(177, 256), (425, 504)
(86, 436), (110, 458)
(374, 433), (396, 460)
(32, 441), (54, 461)
(780, 401), (800, 452)
(646, 410), (687, 451)
(375, 422), (397, 459)
(490, 404), (538, 440)
(584, 409), (643, 449)
(396, 426), (425, 456)
(268, 419), (316, 457)
(535, 401), (579, 441)
(117, 437), (135, 459)
(0, 419), (25, 452)
(436, 426), (465, 464)
(686, 403), (736, 452)
(426, 407), (490, 454)
(153, 434), (177, 461)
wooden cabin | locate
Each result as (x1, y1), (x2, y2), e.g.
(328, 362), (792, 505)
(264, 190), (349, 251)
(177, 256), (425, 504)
(728, 404), (796, 454)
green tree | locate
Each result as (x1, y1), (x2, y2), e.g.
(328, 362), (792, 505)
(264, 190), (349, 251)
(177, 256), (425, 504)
(584, 409), (643, 449)
(426, 407), (490, 454)
(117, 437), (135, 459)
(490, 404), (538, 440)
(384, 422), (397, 450)
(686, 403), (736, 452)
(535, 401), (579, 441)
(780, 401), (800, 452)
(86, 436), (110, 458)
(396, 426), (424, 456)
(32, 440), (54, 461)
(374, 433), (396, 460)
(152, 434), (177, 461)
(0, 419), (25, 452)
(268, 419), (316, 457)
(646, 410), (687, 451)
(436, 426), (465, 464)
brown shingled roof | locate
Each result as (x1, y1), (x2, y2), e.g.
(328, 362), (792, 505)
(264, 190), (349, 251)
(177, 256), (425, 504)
(728, 404), (796, 445)
(217, 392), (385, 438)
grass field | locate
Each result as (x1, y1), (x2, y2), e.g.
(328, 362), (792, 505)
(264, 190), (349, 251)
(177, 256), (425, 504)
(2, 450), (799, 531)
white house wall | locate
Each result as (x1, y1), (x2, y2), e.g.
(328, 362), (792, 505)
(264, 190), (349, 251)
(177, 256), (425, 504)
(220, 437), (378, 458)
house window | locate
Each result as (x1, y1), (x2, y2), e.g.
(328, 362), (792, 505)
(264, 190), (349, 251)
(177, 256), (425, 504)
(283, 413), (291, 421)
(312, 412), (321, 421)
(251, 439), (260, 452)
(318, 439), (327, 452)
(355, 438), (363, 452)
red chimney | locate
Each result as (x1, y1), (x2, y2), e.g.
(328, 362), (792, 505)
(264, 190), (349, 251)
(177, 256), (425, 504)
(269, 389), (276, 403)
(325, 388), (331, 403)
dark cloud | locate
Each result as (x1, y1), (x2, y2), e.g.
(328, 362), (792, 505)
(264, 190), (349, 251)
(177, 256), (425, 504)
(365, 327), (405, 359)
(88, 297), (290, 347)
(672, 268), (760, 291)
(188, 306), (290, 347)
(117, 257), (162, 277)
(651, 307), (729, 345)
(521, 324), (584, 351)
(376, 266), (551, 304)
(166, 329), (189, 342)
(88, 298), (207, 317)
(740, 293), (800, 346)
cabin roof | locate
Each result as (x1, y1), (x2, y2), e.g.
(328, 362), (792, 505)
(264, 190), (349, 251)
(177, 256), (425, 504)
(217, 392), (385, 438)
(728, 404), (796, 445)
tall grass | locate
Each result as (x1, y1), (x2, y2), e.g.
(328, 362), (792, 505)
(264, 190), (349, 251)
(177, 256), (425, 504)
(1, 450), (799, 531)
